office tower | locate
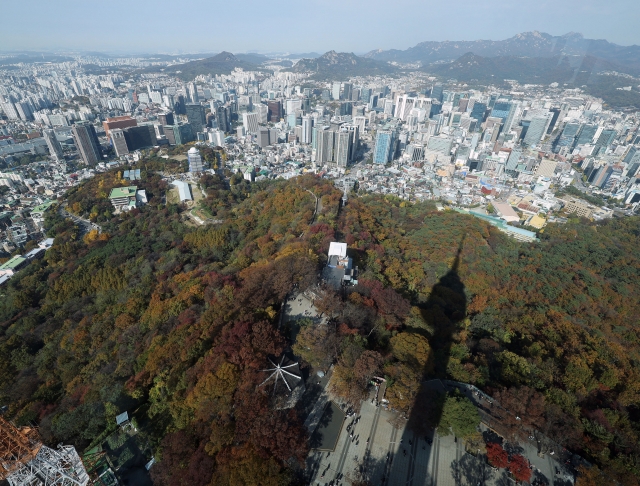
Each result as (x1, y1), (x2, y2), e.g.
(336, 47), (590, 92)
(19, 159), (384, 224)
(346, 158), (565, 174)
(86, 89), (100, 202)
(373, 130), (396, 164)
(43, 129), (64, 160)
(575, 124), (598, 147)
(301, 115), (314, 144)
(342, 83), (353, 101)
(267, 100), (282, 122)
(258, 128), (270, 148)
(14, 101), (34, 121)
(158, 112), (174, 127)
(332, 82), (341, 101)
(103, 116), (137, 140)
(334, 130), (352, 168)
(490, 101), (512, 125)
(186, 104), (206, 134)
(123, 125), (156, 150)
(150, 91), (163, 104)
(188, 82), (199, 103)
(316, 128), (335, 164)
(594, 129), (616, 154)
(431, 84), (443, 103)
(166, 123), (194, 145)
(216, 106), (231, 132)
(523, 115), (551, 147)
(174, 95), (186, 115)
(209, 129), (225, 147)
(162, 94), (174, 109)
(469, 102), (487, 123)
(343, 124), (359, 160)
(243, 112), (259, 134)
(269, 128), (278, 144)
(555, 122), (581, 152)
(547, 108), (561, 134)
(187, 147), (203, 172)
(71, 121), (102, 165)
(394, 95), (415, 121)
(110, 128), (129, 157)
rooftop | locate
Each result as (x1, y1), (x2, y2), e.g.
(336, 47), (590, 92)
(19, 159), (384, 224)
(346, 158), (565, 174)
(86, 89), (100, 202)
(0, 255), (27, 270)
(109, 186), (138, 200)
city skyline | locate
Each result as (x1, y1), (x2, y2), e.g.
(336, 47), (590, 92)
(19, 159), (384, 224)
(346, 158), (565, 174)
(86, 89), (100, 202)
(1, 0), (640, 54)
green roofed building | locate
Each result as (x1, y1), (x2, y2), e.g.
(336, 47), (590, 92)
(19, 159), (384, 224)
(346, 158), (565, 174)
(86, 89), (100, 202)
(0, 255), (28, 276)
(109, 186), (138, 212)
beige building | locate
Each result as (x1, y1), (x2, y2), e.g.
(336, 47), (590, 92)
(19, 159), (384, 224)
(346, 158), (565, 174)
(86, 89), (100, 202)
(535, 159), (558, 178)
(560, 198), (593, 218)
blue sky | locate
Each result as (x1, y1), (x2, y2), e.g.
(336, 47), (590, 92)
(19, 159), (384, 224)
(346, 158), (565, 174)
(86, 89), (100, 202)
(1, 0), (638, 54)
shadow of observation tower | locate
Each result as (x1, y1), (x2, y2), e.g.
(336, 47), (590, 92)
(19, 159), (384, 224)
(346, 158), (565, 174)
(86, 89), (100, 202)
(377, 237), (471, 486)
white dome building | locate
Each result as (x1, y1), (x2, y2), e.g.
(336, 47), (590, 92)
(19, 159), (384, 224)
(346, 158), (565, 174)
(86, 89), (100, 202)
(187, 147), (203, 173)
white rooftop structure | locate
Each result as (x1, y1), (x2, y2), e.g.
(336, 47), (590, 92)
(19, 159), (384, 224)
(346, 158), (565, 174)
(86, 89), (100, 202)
(172, 180), (192, 202)
(328, 242), (347, 258)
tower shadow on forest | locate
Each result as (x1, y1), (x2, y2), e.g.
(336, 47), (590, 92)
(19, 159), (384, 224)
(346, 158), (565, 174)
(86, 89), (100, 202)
(379, 237), (471, 486)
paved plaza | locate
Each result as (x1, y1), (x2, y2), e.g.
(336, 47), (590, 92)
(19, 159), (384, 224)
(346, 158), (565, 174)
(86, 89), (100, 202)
(306, 395), (572, 486)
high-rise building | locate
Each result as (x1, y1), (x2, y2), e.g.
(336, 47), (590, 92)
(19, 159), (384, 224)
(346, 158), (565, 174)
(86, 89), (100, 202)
(315, 127), (335, 164)
(158, 112), (174, 127)
(555, 122), (581, 152)
(43, 129), (64, 161)
(394, 95), (415, 121)
(267, 100), (282, 122)
(332, 82), (341, 101)
(166, 123), (194, 146)
(469, 102), (487, 123)
(243, 112), (259, 134)
(208, 129), (225, 147)
(186, 104), (206, 135)
(188, 82), (199, 103)
(103, 116), (137, 140)
(301, 115), (314, 144)
(187, 147), (203, 172)
(334, 130), (352, 168)
(575, 124), (598, 147)
(216, 106), (231, 132)
(342, 83), (353, 101)
(71, 121), (102, 165)
(431, 84), (444, 103)
(523, 114), (551, 147)
(110, 128), (129, 157)
(15, 101), (33, 121)
(373, 129), (396, 164)
(258, 128), (270, 148)
(0, 101), (19, 120)
(123, 125), (156, 151)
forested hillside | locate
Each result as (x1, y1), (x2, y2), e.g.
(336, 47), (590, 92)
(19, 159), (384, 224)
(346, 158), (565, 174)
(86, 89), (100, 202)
(1, 173), (639, 484)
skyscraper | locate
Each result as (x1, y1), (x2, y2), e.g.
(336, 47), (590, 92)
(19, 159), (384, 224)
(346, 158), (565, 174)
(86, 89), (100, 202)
(523, 114), (552, 147)
(267, 100), (282, 122)
(110, 128), (129, 157)
(188, 82), (199, 103)
(185, 104), (206, 135)
(342, 83), (353, 101)
(43, 129), (64, 161)
(158, 112), (174, 127)
(71, 121), (102, 165)
(243, 112), (259, 134)
(334, 130), (352, 168)
(315, 128), (335, 164)
(332, 82), (341, 101)
(301, 115), (314, 144)
(575, 124), (598, 147)
(431, 84), (444, 103)
(373, 129), (396, 164)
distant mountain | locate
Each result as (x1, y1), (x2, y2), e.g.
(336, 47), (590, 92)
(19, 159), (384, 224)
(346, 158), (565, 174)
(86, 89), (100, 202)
(366, 31), (640, 75)
(427, 52), (640, 109)
(289, 50), (397, 80)
(144, 52), (266, 80)
(234, 53), (272, 64)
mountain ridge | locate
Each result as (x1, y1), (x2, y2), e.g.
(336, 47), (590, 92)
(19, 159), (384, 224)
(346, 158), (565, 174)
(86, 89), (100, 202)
(289, 50), (398, 80)
(366, 31), (640, 75)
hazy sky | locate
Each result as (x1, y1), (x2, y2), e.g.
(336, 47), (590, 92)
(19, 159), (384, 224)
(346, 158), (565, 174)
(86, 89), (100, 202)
(1, 0), (639, 54)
